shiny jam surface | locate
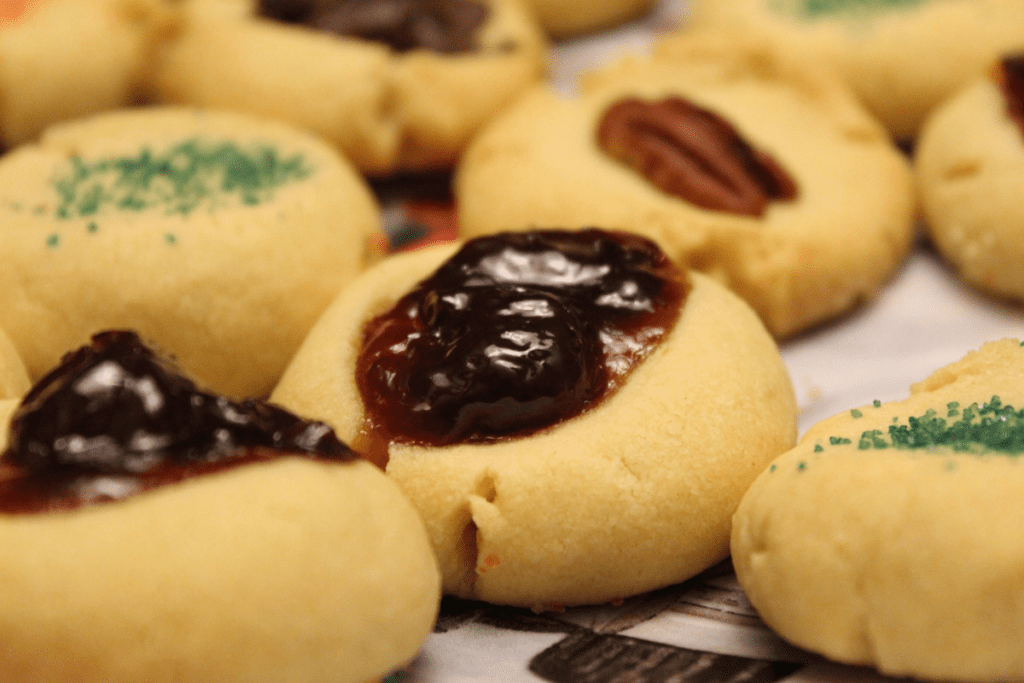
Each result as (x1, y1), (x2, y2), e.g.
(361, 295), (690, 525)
(356, 229), (688, 456)
(0, 330), (355, 513)
(257, 0), (489, 54)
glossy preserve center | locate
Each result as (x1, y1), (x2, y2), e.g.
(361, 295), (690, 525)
(0, 331), (355, 513)
(357, 229), (688, 453)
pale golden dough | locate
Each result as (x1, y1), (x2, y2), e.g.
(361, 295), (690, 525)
(0, 457), (440, 683)
(915, 76), (1024, 300)
(687, 0), (1024, 141)
(456, 33), (916, 338)
(0, 0), (175, 148)
(0, 328), (29, 400)
(272, 242), (798, 609)
(151, 0), (547, 174)
(520, 0), (657, 38)
(0, 106), (382, 398)
(733, 339), (1024, 682)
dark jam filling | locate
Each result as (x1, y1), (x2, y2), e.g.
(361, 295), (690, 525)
(257, 0), (489, 54)
(0, 330), (355, 513)
(356, 229), (688, 460)
(999, 53), (1024, 137)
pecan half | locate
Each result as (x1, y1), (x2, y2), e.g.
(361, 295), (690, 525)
(258, 0), (489, 54)
(997, 53), (1024, 138)
(597, 97), (798, 217)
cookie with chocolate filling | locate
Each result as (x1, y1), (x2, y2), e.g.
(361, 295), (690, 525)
(0, 330), (440, 683)
(272, 229), (797, 609)
(686, 0), (1024, 141)
(0, 106), (382, 398)
(915, 53), (1024, 301)
(151, 0), (547, 174)
(733, 338), (1024, 681)
(455, 33), (916, 338)
(0, 0), (174, 150)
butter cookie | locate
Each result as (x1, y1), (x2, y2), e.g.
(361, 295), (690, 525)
(151, 0), (547, 174)
(0, 0), (173, 149)
(915, 54), (1024, 301)
(272, 229), (797, 609)
(0, 106), (382, 398)
(0, 330), (440, 683)
(687, 0), (1024, 140)
(733, 339), (1024, 682)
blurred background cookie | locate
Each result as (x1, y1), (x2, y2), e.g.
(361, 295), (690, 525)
(915, 54), (1024, 301)
(686, 0), (1024, 141)
(0, 106), (382, 398)
(522, 0), (657, 38)
(456, 33), (917, 338)
(0, 0), (174, 150)
(732, 339), (1024, 682)
(272, 229), (798, 609)
(150, 0), (547, 175)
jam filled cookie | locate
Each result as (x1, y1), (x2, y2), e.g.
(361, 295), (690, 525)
(915, 54), (1024, 301)
(521, 0), (657, 38)
(151, 0), (547, 175)
(456, 33), (916, 338)
(733, 339), (1024, 682)
(0, 330), (440, 683)
(0, 106), (382, 398)
(0, 0), (174, 150)
(272, 229), (797, 609)
(686, 0), (1024, 141)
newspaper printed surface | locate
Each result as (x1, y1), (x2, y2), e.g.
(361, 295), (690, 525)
(373, 1), (1024, 679)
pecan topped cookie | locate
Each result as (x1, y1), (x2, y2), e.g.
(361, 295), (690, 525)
(456, 33), (916, 338)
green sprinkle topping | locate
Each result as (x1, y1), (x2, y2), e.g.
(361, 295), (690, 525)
(45, 234), (59, 248)
(873, 400), (882, 408)
(769, 463), (777, 473)
(771, 0), (930, 20)
(822, 395), (1024, 455)
(814, 444), (824, 452)
(851, 409), (863, 418)
(86, 222), (98, 234)
(51, 139), (312, 220)
(797, 461), (807, 471)
(858, 429), (888, 450)
(165, 233), (178, 245)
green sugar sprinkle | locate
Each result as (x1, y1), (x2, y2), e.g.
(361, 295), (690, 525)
(165, 233), (178, 245)
(769, 463), (777, 473)
(45, 233), (59, 248)
(797, 461), (807, 471)
(814, 444), (824, 452)
(851, 409), (863, 418)
(873, 400), (882, 408)
(771, 0), (930, 19)
(51, 139), (312, 220)
(823, 396), (1024, 455)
